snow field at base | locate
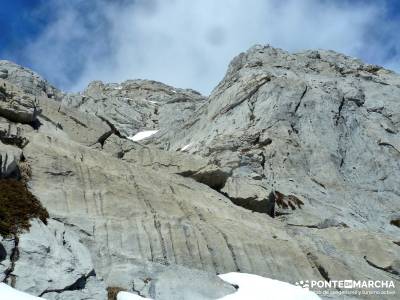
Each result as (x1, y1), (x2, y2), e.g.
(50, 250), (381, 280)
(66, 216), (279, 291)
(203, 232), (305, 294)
(217, 273), (321, 300)
(116, 273), (321, 300)
(0, 283), (43, 300)
(0, 273), (321, 300)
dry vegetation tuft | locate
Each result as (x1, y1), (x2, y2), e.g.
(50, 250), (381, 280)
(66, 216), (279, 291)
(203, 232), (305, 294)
(0, 179), (48, 237)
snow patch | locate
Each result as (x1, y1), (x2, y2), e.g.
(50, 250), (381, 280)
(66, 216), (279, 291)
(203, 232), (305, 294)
(127, 130), (159, 142)
(0, 283), (43, 300)
(117, 291), (150, 300)
(180, 143), (193, 151)
(218, 273), (321, 300)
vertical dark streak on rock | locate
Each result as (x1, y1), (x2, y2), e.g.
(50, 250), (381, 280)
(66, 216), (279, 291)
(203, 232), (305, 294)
(259, 152), (266, 171)
(141, 220), (154, 262)
(153, 217), (169, 263)
(192, 207), (219, 272)
(335, 97), (345, 126)
(133, 178), (168, 264)
(2, 235), (19, 287)
(182, 224), (194, 262)
(104, 221), (111, 259)
(167, 223), (178, 264)
(219, 230), (241, 272)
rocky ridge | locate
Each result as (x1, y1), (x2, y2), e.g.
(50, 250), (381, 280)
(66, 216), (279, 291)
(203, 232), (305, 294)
(0, 45), (399, 299)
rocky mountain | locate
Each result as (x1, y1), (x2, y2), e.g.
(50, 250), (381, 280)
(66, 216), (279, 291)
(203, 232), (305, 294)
(0, 45), (399, 299)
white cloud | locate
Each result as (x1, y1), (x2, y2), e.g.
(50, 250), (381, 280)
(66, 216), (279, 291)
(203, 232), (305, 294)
(22, 0), (398, 95)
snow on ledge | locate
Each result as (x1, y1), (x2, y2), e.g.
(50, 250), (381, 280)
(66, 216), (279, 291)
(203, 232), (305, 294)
(218, 273), (321, 300)
(127, 130), (159, 142)
(0, 283), (43, 300)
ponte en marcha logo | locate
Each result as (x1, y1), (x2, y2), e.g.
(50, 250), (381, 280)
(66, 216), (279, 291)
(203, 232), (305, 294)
(295, 279), (396, 296)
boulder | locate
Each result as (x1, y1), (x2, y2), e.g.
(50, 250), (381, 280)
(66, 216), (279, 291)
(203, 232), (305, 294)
(5, 219), (107, 300)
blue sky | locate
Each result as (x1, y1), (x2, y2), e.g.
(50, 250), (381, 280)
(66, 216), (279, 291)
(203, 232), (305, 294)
(1, 0), (400, 95)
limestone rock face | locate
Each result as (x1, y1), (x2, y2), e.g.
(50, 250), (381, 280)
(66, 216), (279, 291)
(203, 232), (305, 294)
(22, 133), (317, 293)
(151, 45), (400, 237)
(145, 265), (236, 300)
(1, 45), (400, 299)
(0, 79), (41, 125)
(0, 61), (61, 100)
(0, 141), (21, 178)
(119, 142), (231, 188)
(62, 79), (206, 137)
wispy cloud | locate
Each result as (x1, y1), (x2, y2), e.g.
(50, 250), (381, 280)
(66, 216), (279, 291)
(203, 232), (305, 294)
(14, 0), (400, 94)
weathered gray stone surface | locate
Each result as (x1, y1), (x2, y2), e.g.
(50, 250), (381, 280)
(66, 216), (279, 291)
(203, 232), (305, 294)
(0, 61), (61, 100)
(0, 220), (107, 300)
(152, 45), (400, 237)
(62, 79), (206, 137)
(14, 220), (106, 300)
(105, 264), (235, 299)
(23, 133), (317, 290)
(0, 141), (21, 178)
(146, 265), (236, 300)
(0, 79), (41, 125)
(1, 45), (400, 299)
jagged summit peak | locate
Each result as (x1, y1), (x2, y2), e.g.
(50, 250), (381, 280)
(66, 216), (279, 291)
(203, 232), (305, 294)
(211, 44), (398, 98)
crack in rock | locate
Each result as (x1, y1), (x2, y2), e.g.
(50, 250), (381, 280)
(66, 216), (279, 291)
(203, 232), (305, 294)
(212, 76), (270, 120)
(294, 85), (308, 114)
(39, 269), (96, 297)
(364, 256), (400, 277)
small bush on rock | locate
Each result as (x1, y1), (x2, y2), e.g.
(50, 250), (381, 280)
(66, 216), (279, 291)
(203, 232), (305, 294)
(391, 219), (400, 228)
(107, 287), (125, 300)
